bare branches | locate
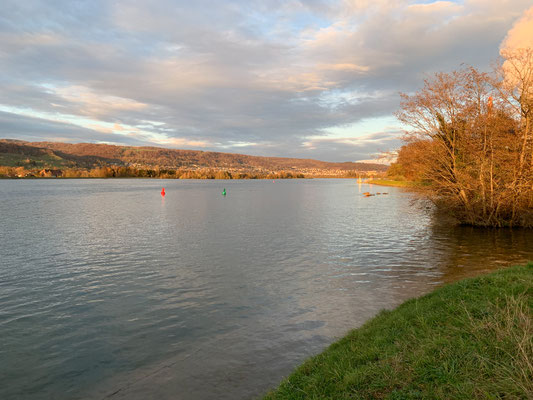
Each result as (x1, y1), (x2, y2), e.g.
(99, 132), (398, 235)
(394, 52), (533, 227)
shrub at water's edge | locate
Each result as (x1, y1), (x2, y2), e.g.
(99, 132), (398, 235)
(391, 49), (533, 227)
(264, 264), (533, 400)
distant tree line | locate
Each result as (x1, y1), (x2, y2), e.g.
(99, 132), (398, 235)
(390, 48), (533, 227)
(0, 165), (306, 179)
(0, 163), (382, 179)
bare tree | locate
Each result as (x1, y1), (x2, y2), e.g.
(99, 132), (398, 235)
(395, 52), (533, 227)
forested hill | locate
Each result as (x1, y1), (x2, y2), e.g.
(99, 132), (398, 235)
(0, 140), (387, 176)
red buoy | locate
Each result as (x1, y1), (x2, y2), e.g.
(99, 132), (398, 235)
(161, 188), (166, 197)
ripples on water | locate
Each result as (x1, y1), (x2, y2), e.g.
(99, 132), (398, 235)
(0, 179), (531, 400)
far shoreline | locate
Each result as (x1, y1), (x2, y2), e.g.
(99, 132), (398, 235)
(0, 175), (384, 180)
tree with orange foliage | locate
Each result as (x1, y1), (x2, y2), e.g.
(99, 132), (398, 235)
(395, 50), (533, 227)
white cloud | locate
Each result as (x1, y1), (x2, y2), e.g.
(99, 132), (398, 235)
(501, 5), (533, 51)
(52, 85), (148, 117)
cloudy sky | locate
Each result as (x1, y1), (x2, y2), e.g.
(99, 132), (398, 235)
(0, 0), (531, 162)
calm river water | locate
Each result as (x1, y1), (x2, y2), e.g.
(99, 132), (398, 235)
(1, 179), (532, 400)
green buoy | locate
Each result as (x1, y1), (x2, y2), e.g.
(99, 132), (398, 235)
(222, 188), (226, 196)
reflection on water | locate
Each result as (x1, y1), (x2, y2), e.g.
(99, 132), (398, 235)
(427, 223), (533, 283)
(0, 179), (531, 400)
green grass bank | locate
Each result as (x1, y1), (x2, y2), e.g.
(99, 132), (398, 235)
(265, 264), (533, 399)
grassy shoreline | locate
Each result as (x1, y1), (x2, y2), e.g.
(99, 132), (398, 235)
(366, 179), (417, 188)
(265, 264), (533, 399)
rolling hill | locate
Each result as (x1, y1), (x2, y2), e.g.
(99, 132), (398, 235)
(0, 139), (387, 177)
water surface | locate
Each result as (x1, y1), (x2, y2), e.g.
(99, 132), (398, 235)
(1, 179), (531, 399)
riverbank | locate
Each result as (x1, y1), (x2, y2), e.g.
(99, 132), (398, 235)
(366, 178), (416, 187)
(265, 264), (533, 399)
